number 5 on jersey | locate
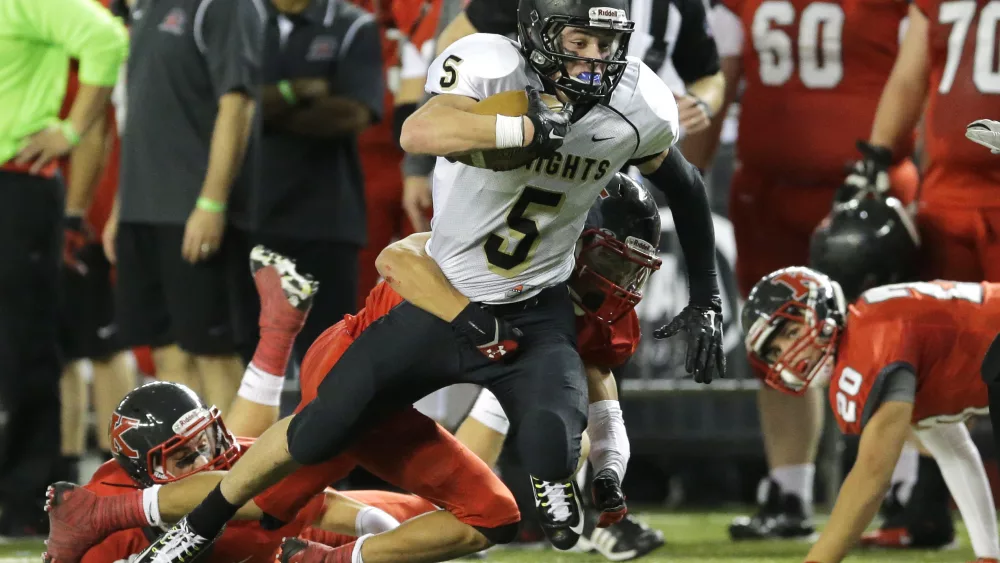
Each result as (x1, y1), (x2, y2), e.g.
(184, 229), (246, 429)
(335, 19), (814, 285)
(485, 186), (565, 277)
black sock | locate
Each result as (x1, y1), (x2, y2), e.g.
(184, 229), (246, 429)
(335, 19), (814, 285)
(185, 484), (240, 539)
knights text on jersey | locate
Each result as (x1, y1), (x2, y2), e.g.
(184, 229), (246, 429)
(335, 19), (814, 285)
(721, 0), (911, 180)
(422, 34), (679, 304)
(829, 281), (997, 435)
(913, 0), (1000, 204)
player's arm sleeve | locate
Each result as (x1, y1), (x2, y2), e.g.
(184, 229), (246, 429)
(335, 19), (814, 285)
(18, 0), (128, 86)
(331, 14), (385, 122)
(708, 4), (744, 58)
(424, 36), (525, 99)
(860, 363), (917, 429)
(465, 0), (520, 35)
(915, 422), (1000, 559)
(672, 0), (722, 83)
(199, 0), (265, 99)
(640, 149), (720, 306)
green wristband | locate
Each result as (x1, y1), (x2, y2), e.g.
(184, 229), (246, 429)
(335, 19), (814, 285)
(278, 80), (298, 105)
(196, 197), (227, 213)
(60, 121), (81, 147)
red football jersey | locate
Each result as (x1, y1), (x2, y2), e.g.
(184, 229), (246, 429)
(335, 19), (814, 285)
(338, 281), (641, 367)
(82, 438), (325, 563)
(913, 0), (1000, 206)
(829, 281), (997, 435)
(723, 0), (912, 181)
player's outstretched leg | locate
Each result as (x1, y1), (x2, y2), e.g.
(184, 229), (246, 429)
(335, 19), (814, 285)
(43, 482), (150, 563)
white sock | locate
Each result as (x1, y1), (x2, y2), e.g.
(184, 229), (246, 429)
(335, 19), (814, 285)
(237, 363), (285, 407)
(916, 423), (1000, 559)
(469, 388), (510, 435)
(587, 400), (630, 482)
(142, 485), (162, 527)
(771, 463), (815, 507)
(353, 533), (374, 563)
(355, 506), (399, 535)
(890, 441), (919, 505)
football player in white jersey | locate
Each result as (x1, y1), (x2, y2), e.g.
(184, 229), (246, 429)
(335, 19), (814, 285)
(103, 1), (726, 562)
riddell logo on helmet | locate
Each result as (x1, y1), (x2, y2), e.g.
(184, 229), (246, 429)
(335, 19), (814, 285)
(589, 7), (626, 22)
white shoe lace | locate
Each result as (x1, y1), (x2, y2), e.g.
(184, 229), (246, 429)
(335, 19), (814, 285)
(151, 522), (208, 563)
(541, 481), (573, 522)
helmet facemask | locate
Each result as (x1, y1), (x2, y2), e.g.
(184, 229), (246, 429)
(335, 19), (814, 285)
(146, 406), (239, 484)
(745, 301), (839, 395)
(571, 228), (661, 323)
(521, 8), (633, 101)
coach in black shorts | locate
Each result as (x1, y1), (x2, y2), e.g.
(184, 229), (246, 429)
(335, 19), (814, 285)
(111, 0), (264, 412)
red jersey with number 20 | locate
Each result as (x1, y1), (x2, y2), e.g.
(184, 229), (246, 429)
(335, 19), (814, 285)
(830, 281), (998, 435)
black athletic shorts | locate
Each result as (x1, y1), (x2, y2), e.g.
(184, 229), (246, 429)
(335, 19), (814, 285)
(58, 243), (122, 361)
(114, 222), (244, 356)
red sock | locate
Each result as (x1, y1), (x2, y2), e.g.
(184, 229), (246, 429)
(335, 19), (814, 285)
(98, 489), (148, 532)
(252, 325), (297, 377)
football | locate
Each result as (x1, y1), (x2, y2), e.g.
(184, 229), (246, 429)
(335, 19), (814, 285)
(451, 89), (564, 171)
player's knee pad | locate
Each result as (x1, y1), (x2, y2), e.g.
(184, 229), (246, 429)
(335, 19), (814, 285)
(356, 506), (400, 535)
(474, 521), (520, 545)
(982, 333), (1000, 386)
(516, 408), (580, 482)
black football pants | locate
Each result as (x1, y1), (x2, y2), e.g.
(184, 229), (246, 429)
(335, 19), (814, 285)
(286, 284), (589, 482)
(0, 171), (63, 520)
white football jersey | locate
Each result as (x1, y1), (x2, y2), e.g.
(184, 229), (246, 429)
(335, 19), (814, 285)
(423, 33), (679, 304)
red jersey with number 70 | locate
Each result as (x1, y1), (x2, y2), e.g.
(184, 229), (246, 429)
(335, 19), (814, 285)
(912, 0), (1000, 206)
(720, 0), (911, 180)
(829, 281), (998, 435)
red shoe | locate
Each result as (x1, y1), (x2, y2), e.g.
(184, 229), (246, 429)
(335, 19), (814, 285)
(276, 538), (352, 563)
(859, 527), (912, 548)
(43, 482), (145, 563)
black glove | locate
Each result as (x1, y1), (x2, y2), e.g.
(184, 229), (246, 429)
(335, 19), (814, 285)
(524, 85), (572, 155)
(836, 140), (892, 203)
(452, 303), (523, 361)
(653, 297), (725, 384)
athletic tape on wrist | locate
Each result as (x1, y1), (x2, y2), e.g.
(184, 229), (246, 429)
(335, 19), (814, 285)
(495, 115), (524, 149)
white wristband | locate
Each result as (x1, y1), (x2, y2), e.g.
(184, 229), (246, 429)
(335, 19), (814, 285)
(495, 115), (524, 149)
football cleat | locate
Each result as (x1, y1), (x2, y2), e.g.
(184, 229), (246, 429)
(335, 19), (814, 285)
(587, 511), (665, 562)
(129, 517), (217, 563)
(44, 482), (146, 563)
(729, 478), (816, 541)
(591, 468), (628, 528)
(530, 476), (585, 550)
(966, 119), (1000, 154)
(250, 245), (318, 314)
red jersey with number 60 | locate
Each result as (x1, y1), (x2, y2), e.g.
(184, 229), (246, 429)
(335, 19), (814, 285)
(829, 281), (998, 435)
(722, 0), (911, 180)
(913, 0), (1000, 206)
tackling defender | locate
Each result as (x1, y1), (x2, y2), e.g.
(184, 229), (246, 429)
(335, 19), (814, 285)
(46, 175), (667, 563)
(96, 0), (725, 560)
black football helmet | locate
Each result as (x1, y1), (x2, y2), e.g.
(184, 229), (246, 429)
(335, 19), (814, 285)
(517, 0), (634, 101)
(571, 173), (661, 323)
(809, 194), (920, 301)
(741, 267), (846, 395)
(109, 382), (239, 487)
